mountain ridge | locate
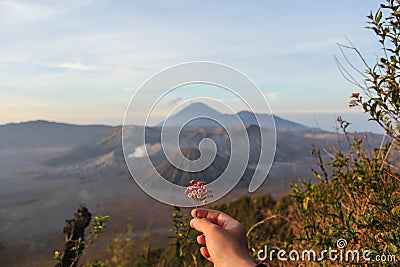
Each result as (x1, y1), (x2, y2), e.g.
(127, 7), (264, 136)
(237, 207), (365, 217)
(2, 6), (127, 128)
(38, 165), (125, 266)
(0, 120), (112, 149)
(157, 102), (320, 132)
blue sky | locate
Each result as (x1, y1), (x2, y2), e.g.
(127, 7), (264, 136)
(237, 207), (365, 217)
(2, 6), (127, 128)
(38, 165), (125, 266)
(0, 0), (384, 132)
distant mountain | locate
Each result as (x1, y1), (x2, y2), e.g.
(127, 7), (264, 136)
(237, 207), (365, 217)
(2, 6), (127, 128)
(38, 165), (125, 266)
(0, 120), (111, 149)
(154, 148), (229, 186)
(46, 124), (340, 169)
(45, 126), (123, 166)
(159, 102), (224, 128)
(237, 111), (318, 132)
(42, 121), (386, 192)
(157, 102), (319, 132)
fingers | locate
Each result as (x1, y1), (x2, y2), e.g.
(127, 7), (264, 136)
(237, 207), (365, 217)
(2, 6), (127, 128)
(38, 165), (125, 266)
(190, 217), (217, 234)
(191, 208), (233, 228)
(191, 208), (199, 218)
(197, 235), (212, 262)
(200, 247), (212, 261)
(191, 208), (215, 218)
(197, 234), (206, 245)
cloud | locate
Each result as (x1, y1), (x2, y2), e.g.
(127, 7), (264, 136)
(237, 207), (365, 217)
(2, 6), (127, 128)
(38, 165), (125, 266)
(0, 95), (50, 108)
(128, 143), (161, 158)
(0, 1), (60, 25)
(48, 59), (105, 71)
(0, 101), (44, 109)
(274, 108), (363, 114)
(265, 92), (279, 102)
(122, 87), (134, 92)
(0, 53), (105, 72)
(0, 52), (29, 63)
(286, 38), (344, 55)
(0, 0), (376, 130)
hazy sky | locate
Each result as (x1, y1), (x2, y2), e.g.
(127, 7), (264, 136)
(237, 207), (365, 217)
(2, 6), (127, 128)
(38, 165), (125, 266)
(0, 0), (384, 132)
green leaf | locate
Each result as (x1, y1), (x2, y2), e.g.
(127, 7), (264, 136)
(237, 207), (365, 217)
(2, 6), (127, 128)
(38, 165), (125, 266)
(376, 10), (382, 24)
(303, 197), (310, 211)
(388, 241), (398, 254)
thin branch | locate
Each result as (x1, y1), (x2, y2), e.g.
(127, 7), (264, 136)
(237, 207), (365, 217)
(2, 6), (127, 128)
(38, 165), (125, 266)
(246, 215), (278, 239)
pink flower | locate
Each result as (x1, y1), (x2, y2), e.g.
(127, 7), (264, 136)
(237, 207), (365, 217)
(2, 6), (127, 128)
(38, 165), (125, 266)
(349, 99), (358, 107)
(185, 180), (213, 206)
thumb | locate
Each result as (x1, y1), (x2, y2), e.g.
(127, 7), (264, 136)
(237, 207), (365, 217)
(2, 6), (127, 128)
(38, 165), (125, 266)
(190, 218), (218, 234)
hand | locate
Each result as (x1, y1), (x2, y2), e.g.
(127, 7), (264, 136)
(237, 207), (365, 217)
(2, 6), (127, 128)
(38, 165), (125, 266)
(190, 208), (256, 267)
